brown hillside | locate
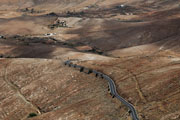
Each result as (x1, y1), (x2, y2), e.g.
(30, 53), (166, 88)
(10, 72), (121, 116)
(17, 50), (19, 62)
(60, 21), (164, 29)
(0, 0), (180, 120)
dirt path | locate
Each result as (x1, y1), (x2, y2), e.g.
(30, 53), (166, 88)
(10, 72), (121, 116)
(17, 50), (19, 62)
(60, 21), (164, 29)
(3, 63), (41, 115)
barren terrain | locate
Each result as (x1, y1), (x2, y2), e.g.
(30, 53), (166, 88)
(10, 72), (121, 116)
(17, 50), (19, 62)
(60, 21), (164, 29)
(0, 0), (180, 120)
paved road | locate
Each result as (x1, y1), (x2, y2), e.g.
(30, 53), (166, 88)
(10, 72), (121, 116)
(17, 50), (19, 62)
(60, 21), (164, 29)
(64, 60), (139, 120)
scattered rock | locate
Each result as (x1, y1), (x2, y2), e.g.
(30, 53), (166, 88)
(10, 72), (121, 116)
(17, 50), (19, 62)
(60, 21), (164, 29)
(116, 4), (126, 8)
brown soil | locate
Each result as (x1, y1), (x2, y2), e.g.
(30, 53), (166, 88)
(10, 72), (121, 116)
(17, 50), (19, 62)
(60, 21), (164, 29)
(0, 0), (180, 120)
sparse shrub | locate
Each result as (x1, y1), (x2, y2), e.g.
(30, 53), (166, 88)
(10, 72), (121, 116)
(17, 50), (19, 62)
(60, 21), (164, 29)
(25, 8), (29, 11)
(27, 113), (37, 118)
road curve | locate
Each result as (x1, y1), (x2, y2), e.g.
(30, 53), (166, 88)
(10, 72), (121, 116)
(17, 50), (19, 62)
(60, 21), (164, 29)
(64, 60), (139, 120)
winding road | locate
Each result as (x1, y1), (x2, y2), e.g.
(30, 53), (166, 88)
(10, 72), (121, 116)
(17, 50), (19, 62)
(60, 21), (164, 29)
(64, 60), (139, 120)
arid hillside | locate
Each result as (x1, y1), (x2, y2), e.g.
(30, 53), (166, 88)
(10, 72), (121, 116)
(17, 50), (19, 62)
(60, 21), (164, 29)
(0, 0), (180, 120)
